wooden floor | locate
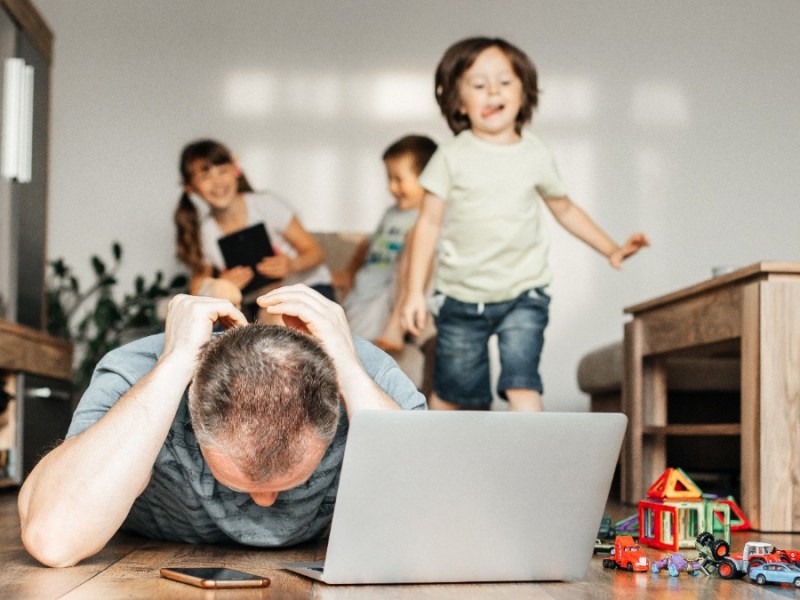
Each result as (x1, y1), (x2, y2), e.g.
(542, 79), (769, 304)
(3, 489), (800, 599)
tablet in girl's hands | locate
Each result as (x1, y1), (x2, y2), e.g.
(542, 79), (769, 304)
(218, 223), (278, 294)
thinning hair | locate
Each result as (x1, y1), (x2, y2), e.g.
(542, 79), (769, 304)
(188, 324), (341, 482)
(434, 37), (540, 135)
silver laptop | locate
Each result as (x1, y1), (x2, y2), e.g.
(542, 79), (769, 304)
(283, 410), (626, 584)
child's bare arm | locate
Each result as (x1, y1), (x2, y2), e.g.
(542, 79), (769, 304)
(544, 195), (649, 268)
(401, 193), (445, 335)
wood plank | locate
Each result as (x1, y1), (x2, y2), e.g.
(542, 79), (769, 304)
(1, 0), (53, 62)
(641, 357), (667, 499)
(4, 491), (800, 599)
(739, 281), (761, 530)
(60, 541), (315, 600)
(642, 424), (741, 436)
(624, 261), (800, 314)
(0, 320), (72, 380)
(0, 539), (146, 600)
(0, 488), (148, 600)
(620, 320), (641, 504)
(758, 280), (800, 531)
(636, 285), (743, 356)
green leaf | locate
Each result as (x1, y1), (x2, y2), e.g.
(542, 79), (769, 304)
(91, 256), (106, 276)
(52, 258), (67, 278)
(46, 241), (192, 395)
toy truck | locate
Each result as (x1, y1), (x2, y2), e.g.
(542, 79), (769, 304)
(718, 541), (787, 579)
(602, 535), (650, 572)
(694, 531), (730, 575)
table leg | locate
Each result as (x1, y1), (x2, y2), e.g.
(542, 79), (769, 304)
(642, 356), (668, 496)
(749, 280), (800, 531)
(740, 282), (760, 529)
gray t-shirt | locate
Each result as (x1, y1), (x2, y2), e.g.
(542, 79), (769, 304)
(67, 334), (426, 546)
(348, 204), (419, 305)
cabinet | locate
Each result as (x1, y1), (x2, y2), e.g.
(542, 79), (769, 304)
(0, 0), (72, 486)
(0, 0), (51, 328)
(1, 322), (72, 485)
(621, 262), (800, 531)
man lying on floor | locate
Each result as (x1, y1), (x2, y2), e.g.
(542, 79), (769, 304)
(18, 285), (425, 567)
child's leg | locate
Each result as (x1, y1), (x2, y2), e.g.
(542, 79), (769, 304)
(427, 392), (462, 410)
(506, 389), (543, 412)
(430, 295), (494, 409)
(375, 299), (405, 351)
(496, 288), (550, 412)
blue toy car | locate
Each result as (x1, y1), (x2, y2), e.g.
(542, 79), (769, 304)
(749, 562), (800, 587)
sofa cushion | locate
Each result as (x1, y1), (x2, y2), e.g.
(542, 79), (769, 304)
(577, 340), (739, 395)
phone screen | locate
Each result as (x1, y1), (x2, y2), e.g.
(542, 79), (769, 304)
(160, 567), (271, 589)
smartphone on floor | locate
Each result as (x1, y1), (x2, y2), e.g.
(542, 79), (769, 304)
(159, 567), (271, 589)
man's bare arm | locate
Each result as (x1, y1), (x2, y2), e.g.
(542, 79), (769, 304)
(18, 296), (246, 567)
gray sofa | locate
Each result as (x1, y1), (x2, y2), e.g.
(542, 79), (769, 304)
(577, 340), (740, 413)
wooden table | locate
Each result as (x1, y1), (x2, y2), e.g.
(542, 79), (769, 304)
(2, 490), (796, 600)
(621, 262), (800, 531)
(0, 320), (72, 380)
(0, 320), (73, 487)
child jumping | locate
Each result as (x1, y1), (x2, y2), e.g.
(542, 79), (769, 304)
(334, 134), (436, 352)
(401, 37), (648, 411)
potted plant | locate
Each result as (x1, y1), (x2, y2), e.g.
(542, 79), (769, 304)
(46, 242), (187, 395)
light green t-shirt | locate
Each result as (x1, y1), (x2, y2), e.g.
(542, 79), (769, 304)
(418, 130), (567, 303)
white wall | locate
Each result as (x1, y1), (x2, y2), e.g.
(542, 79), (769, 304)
(35, 0), (800, 410)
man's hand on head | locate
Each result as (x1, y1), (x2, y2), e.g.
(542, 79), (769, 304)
(162, 294), (248, 367)
(258, 285), (402, 414)
(256, 285), (357, 360)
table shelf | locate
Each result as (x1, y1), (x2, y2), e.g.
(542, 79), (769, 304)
(643, 424), (741, 436)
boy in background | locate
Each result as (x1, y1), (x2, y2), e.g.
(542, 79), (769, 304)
(334, 135), (437, 352)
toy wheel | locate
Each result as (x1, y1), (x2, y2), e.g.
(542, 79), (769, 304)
(794, 578), (800, 588)
(696, 532), (713, 546)
(711, 540), (730, 560)
(718, 558), (737, 580)
(778, 553), (790, 563)
(626, 562), (633, 572)
(602, 559), (616, 569)
(755, 574), (766, 585)
(749, 558), (765, 570)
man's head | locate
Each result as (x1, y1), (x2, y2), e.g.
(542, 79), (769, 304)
(188, 324), (341, 505)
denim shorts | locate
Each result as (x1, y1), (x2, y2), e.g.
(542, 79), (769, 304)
(432, 288), (550, 409)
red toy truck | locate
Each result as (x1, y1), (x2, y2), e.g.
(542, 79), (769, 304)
(718, 541), (788, 579)
(602, 535), (650, 572)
